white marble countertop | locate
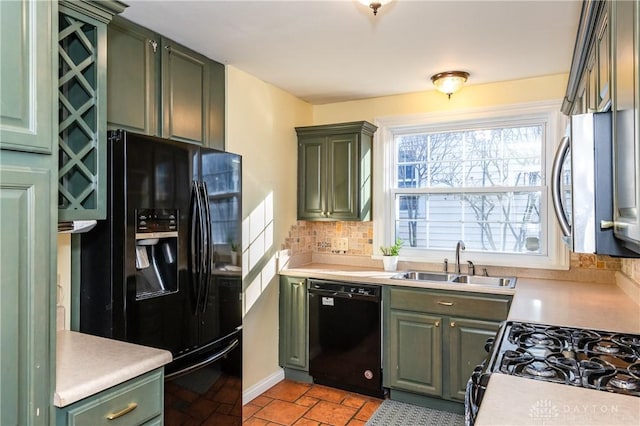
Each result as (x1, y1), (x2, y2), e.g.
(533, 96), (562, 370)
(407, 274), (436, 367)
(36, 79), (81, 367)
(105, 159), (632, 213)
(281, 263), (640, 425)
(55, 330), (172, 407)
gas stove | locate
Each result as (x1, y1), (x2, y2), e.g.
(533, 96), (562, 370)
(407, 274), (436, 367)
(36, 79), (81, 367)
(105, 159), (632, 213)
(491, 321), (640, 397)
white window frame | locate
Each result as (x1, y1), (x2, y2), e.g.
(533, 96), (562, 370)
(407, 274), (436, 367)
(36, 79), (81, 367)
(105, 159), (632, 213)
(372, 100), (570, 270)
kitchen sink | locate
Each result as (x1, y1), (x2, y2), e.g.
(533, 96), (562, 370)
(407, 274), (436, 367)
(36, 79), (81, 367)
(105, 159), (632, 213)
(391, 271), (456, 282)
(451, 275), (516, 288)
(390, 270), (516, 288)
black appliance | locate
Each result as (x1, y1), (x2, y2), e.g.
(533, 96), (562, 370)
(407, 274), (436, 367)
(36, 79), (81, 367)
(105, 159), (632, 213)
(465, 321), (640, 425)
(80, 130), (242, 383)
(308, 279), (383, 398)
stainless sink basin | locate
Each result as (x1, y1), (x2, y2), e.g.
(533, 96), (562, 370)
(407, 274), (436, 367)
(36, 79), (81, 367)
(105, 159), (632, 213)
(391, 271), (456, 282)
(390, 270), (516, 288)
(452, 275), (516, 288)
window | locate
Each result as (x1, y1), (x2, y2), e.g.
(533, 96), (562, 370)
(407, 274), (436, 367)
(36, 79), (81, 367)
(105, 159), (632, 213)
(373, 101), (568, 269)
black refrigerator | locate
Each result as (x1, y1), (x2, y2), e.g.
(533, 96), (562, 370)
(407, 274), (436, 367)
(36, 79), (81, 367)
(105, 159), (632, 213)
(80, 130), (242, 383)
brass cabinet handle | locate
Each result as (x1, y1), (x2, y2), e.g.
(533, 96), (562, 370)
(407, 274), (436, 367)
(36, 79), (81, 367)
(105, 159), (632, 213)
(437, 301), (454, 306)
(450, 321), (456, 327)
(435, 321), (440, 327)
(106, 402), (138, 420)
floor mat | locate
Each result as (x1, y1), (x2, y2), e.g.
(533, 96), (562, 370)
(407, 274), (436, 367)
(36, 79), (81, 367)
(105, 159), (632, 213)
(365, 399), (465, 426)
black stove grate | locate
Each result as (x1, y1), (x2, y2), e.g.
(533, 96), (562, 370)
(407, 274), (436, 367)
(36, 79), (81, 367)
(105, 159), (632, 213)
(492, 321), (640, 397)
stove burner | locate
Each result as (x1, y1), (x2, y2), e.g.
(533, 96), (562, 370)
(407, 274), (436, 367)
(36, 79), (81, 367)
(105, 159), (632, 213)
(524, 333), (555, 347)
(629, 362), (640, 379)
(594, 341), (621, 354)
(502, 349), (534, 364)
(524, 363), (557, 378)
(613, 334), (640, 350)
(609, 375), (640, 391)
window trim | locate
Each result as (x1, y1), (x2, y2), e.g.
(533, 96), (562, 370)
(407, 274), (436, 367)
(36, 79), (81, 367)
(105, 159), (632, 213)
(372, 100), (570, 270)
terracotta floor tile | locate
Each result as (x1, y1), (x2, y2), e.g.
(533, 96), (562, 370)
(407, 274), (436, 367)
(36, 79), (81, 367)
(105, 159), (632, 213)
(188, 398), (219, 420)
(251, 395), (275, 407)
(294, 418), (322, 426)
(295, 395), (319, 407)
(346, 420), (366, 426)
(254, 399), (310, 426)
(243, 403), (262, 419)
(353, 400), (381, 421)
(243, 418), (270, 426)
(263, 380), (312, 402)
(304, 401), (358, 426)
(341, 394), (368, 409)
(304, 385), (348, 404)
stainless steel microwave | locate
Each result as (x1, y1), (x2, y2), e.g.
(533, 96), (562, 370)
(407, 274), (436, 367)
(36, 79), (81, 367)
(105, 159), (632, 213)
(551, 112), (636, 256)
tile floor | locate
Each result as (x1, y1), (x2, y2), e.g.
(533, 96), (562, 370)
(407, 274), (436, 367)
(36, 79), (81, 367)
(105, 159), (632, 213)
(165, 374), (382, 426)
(243, 380), (383, 426)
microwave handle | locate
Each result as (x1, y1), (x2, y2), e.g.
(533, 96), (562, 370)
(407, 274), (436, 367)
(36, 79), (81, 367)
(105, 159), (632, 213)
(551, 135), (571, 237)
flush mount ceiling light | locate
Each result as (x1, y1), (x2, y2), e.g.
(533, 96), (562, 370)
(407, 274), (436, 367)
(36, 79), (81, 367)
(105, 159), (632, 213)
(431, 71), (470, 99)
(358, 0), (393, 16)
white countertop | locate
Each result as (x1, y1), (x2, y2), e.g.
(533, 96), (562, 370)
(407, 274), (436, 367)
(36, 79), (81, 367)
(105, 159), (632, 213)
(55, 330), (172, 407)
(281, 263), (640, 425)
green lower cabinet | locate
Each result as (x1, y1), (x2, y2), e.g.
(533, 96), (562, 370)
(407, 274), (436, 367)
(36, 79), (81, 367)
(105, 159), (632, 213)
(447, 317), (501, 401)
(279, 276), (308, 371)
(56, 369), (164, 426)
(387, 310), (442, 397)
(384, 286), (509, 406)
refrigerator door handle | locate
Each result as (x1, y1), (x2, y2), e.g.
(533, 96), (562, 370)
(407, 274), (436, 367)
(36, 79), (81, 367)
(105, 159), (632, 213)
(191, 180), (205, 315)
(200, 181), (213, 313)
(551, 135), (571, 238)
(164, 338), (240, 380)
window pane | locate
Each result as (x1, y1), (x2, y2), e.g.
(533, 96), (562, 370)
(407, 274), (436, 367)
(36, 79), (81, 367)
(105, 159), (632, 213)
(396, 192), (542, 254)
(396, 125), (543, 190)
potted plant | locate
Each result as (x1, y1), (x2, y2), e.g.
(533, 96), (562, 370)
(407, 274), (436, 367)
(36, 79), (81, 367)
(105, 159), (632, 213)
(380, 238), (403, 272)
(230, 241), (239, 266)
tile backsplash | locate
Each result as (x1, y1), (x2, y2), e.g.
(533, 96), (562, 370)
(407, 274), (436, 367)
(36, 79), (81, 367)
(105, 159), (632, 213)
(284, 221), (640, 286)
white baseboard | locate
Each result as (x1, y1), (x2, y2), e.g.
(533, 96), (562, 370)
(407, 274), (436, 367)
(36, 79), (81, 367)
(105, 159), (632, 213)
(242, 368), (285, 405)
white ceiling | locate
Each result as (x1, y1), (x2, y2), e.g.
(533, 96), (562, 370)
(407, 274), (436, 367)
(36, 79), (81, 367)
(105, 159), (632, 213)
(121, 0), (582, 105)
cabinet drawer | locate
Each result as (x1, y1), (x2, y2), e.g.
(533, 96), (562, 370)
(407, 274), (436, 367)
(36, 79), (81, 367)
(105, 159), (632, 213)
(389, 288), (510, 321)
(58, 369), (163, 426)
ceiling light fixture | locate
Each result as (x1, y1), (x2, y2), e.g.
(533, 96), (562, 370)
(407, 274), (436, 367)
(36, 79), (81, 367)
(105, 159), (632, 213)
(431, 71), (470, 99)
(358, 0), (392, 16)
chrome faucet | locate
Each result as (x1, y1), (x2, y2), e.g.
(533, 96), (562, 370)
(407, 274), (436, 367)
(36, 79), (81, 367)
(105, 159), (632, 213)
(455, 240), (465, 274)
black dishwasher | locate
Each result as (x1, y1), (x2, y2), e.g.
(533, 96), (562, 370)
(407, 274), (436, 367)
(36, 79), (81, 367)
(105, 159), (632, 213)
(308, 279), (383, 398)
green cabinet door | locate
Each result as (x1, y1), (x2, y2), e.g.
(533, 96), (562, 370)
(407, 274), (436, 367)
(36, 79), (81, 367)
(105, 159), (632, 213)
(0, 0), (57, 424)
(160, 37), (209, 145)
(279, 276), (308, 370)
(1, 156), (56, 425)
(207, 59), (225, 151)
(0, 0), (55, 154)
(298, 137), (325, 218)
(612, 0), (640, 249)
(447, 317), (500, 401)
(58, 1), (124, 221)
(106, 16), (158, 134)
(296, 121), (376, 221)
(387, 310), (443, 397)
(327, 134), (358, 219)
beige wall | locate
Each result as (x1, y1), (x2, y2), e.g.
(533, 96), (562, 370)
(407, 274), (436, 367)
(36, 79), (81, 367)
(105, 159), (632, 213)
(225, 66), (313, 393)
(313, 73), (570, 124)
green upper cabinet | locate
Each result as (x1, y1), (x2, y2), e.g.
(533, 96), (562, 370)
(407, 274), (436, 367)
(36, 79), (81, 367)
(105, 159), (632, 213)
(58, 0), (125, 221)
(106, 17), (157, 135)
(612, 0), (640, 252)
(296, 121), (376, 221)
(0, 0), (58, 423)
(0, 0), (55, 154)
(106, 17), (225, 150)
